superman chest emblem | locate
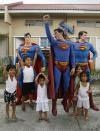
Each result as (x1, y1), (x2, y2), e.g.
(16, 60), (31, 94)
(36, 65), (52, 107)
(58, 43), (69, 50)
(79, 45), (87, 51)
(21, 46), (31, 54)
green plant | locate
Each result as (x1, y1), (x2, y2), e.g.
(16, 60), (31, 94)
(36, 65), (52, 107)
(0, 33), (8, 41)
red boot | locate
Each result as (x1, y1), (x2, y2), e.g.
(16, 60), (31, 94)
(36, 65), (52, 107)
(52, 99), (57, 116)
(61, 99), (69, 113)
(89, 92), (99, 111)
(16, 86), (22, 105)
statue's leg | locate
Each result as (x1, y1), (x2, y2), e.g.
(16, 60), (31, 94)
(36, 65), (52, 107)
(52, 96), (57, 116)
(61, 66), (70, 112)
(89, 92), (99, 111)
(52, 66), (61, 116)
(85, 67), (99, 111)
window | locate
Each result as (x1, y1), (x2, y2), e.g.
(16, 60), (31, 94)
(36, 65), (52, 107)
(96, 21), (100, 27)
(40, 37), (50, 48)
(25, 20), (53, 26)
(77, 20), (100, 28)
(0, 38), (8, 58)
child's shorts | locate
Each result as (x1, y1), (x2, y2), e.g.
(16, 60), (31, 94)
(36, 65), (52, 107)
(4, 90), (16, 104)
(22, 82), (35, 96)
(77, 99), (90, 109)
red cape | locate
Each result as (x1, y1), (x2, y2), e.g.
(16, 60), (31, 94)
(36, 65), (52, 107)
(47, 49), (55, 99)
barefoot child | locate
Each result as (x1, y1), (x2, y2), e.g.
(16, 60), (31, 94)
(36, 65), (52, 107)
(75, 71), (91, 120)
(3, 64), (18, 120)
(35, 73), (49, 122)
(72, 65), (82, 115)
(16, 48), (38, 111)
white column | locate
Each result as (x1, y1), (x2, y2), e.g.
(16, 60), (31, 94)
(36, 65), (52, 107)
(96, 37), (100, 70)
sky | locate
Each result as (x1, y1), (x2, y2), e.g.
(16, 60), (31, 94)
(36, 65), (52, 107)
(0, 0), (100, 4)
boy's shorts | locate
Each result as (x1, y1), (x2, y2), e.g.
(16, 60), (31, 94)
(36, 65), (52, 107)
(22, 82), (35, 96)
(4, 90), (16, 104)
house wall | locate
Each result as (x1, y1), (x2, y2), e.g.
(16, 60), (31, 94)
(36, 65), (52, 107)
(0, 19), (8, 34)
(0, 18), (8, 60)
(67, 16), (100, 36)
(12, 15), (100, 41)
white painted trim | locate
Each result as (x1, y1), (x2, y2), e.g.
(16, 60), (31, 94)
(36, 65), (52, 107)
(95, 37), (100, 70)
(13, 36), (47, 38)
(38, 37), (41, 46)
(72, 36), (100, 38)
(13, 35), (100, 39)
(8, 10), (100, 14)
(13, 37), (16, 64)
(1, 9), (100, 15)
(0, 10), (4, 13)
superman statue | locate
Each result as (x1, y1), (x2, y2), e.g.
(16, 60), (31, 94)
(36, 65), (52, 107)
(15, 33), (45, 105)
(59, 20), (75, 35)
(73, 31), (99, 111)
(43, 15), (75, 116)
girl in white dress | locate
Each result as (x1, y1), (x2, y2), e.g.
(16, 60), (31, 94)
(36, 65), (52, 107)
(35, 73), (49, 122)
(75, 71), (91, 120)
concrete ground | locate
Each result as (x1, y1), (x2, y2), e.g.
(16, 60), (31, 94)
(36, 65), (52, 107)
(0, 81), (100, 131)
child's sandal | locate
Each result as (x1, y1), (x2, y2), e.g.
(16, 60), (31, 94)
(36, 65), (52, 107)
(22, 104), (26, 111)
(37, 118), (43, 122)
(44, 118), (50, 123)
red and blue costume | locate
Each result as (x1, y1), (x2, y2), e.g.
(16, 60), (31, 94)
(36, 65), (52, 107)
(44, 22), (75, 116)
(72, 41), (99, 111)
(74, 42), (97, 80)
(16, 43), (45, 66)
(16, 43), (45, 104)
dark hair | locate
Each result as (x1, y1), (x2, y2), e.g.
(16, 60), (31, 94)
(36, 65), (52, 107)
(6, 64), (16, 72)
(54, 28), (65, 38)
(80, 71), (89, 82)
(75, 64), (82, 73)
(23, 55), (31, 62)
(38, 74), (45, 81)
(24, 32), (31, 38)
(78, 31), (87, 39)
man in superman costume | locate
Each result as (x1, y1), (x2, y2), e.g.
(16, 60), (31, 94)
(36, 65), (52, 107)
(16, 33), (45, 105)
(43, 15), (75, 116)
(69, 31), (99, 111)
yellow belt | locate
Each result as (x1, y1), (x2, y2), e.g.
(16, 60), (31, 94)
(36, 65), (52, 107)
(55, 61), (69, 66)
(76, 62), (88, 66)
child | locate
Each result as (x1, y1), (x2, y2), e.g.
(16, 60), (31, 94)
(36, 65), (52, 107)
(3, 64), (18, 120)
(35, 73), (49, 122)
(16, 48), (38, 111)
(74, 65), (82, 88)
(75, 71), (91, 120)
(72, 65), (82, 115)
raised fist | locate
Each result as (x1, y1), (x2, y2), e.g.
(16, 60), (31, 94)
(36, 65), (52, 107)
(43, 15), (50, 22)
